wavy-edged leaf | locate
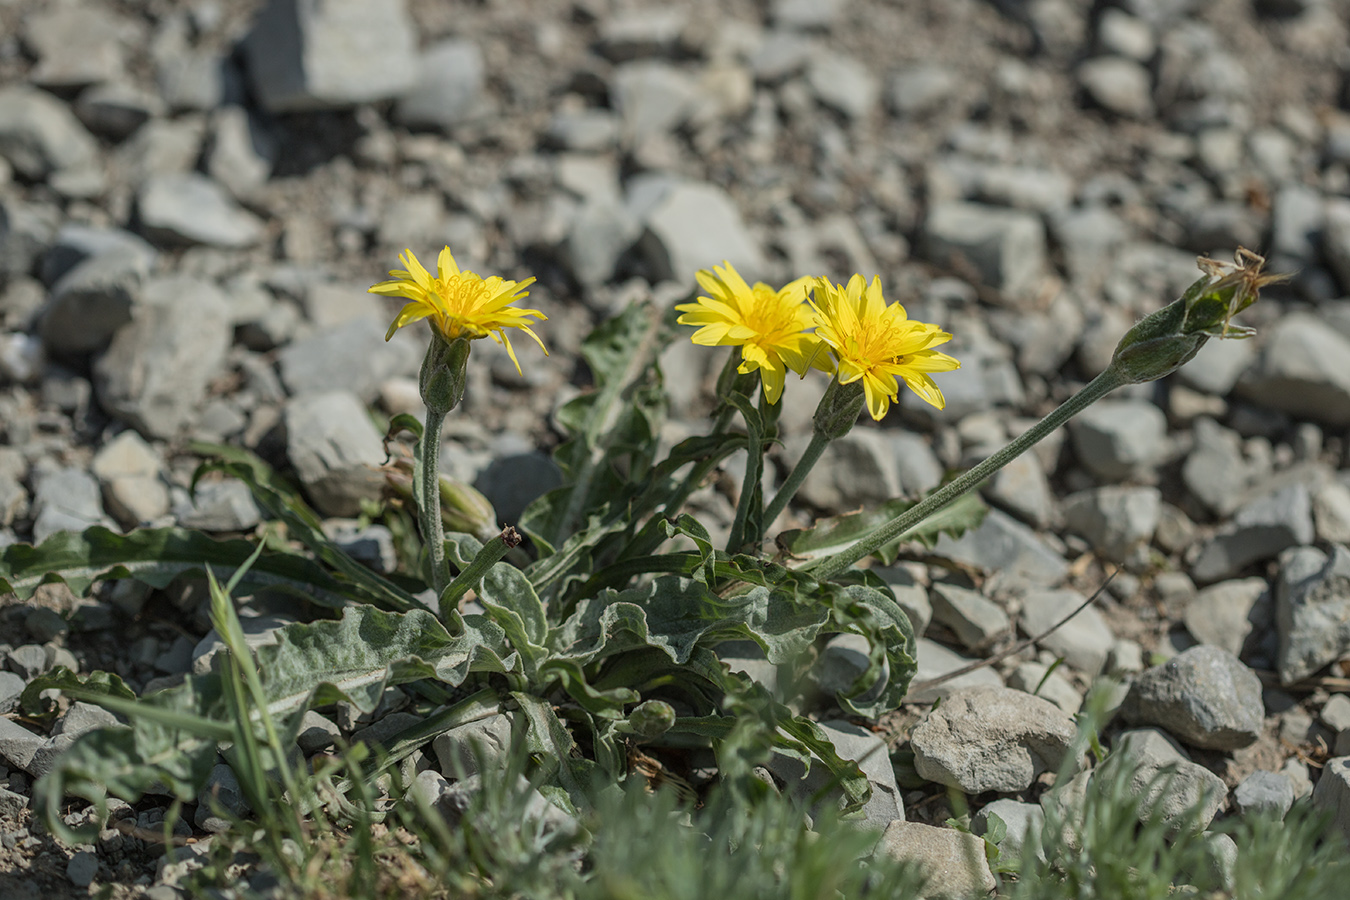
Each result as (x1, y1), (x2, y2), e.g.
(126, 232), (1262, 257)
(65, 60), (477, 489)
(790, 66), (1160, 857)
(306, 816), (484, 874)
(445, 533), (548, 676)
(779, 489), (988, 565)
(21, 667), (135, 722)
(823, 579), (918, 718)
(0, 526), (351, 606)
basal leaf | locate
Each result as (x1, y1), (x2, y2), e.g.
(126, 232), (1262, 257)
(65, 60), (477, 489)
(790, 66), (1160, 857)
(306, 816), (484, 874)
(445, 533), (548, 675)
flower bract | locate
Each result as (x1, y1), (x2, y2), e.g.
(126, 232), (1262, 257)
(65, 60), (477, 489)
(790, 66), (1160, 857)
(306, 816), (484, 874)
(674, 262), (826, 404)
(809, 274), (960, 420)
(369, 247), (547, 374)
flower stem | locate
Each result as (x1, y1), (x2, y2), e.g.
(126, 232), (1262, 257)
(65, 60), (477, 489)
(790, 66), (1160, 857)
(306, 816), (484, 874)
(808, 367), (1125, 582)
(761, 430), (830, 534)
(439, 527), (521, 618)
(418, 408), (451, 597)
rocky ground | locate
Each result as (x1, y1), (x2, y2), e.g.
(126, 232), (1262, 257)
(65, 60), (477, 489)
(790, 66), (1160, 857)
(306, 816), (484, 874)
(2, 0), (1350, 895)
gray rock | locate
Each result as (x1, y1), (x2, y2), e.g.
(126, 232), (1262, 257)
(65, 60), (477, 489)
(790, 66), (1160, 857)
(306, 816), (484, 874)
(933, 508), (1069, 588)
(974, 798), (1046, 864)
(929, 583), (1009, 651)
(888, 432), (944, 498)
(137, 173), (264, 248)
(1237, 313), (1350, 427)
(750, 30), (815, 83)
(806, 56), (878, 120)
(634, 180), (766, 285)
(546, 110), (620, 153)
(24, 2), (135, 89)
(1183, 577), (1271, 658)
(0, 86), (101, 181)
(0, 785), (27, 817)
(205, 107), (274, 201)
(1324, 200), (1350, 295)
(420, 772), (578, 839)
(1062, 486), (1161, 562)
(285, 391), (387, 517)
(1275, 544), (1350, 684)
(768, 719), (902, 829)
(278, 315), (419, 402)
(1006, 662), (1082, 715)
(1269, 184), (1324, 262)
(0, 718), (44, 772)
(564, 195), (641, 287)
(40, 223), (158, 287)
(195, 763), (251, 832)
(985, 453), (1057, 530)
(1191, 484), (1315, 584)
(976, 166), (1074, 215)
(474, 451), (562, 525)
(771, 0), (847, 30)
(326, 522), (397, 573)
(1051, 206), (1129, 289)
(922, 201), (1046, 301)
(1078, 56), (1154, 118)
(887, 64), (958, 118)
(1322, 694), (1350, 732)
(243, 0), (419, 113)
(350, 711), (425, 750)
(174, 480), (263, 532)
(814, 632), (890, 705)
(192, 614), (297, 675)
(909, 637), (1003, 704)
(912, 686), (1076, 793)
(65, 850), (98, 888)
(395, 39), (485, 129)
(1233, 769), (1294, 819)
(31, 466), (109, 543)
(0, 670), (26, 713)
(1122, 645), (1264, 751)
(433, 713), (514, 779)
(1097, 9), (1155, 60)
(873, 565), (932, 636)
(156, 51), (226, 114)
(1103, 728), (1226, 835)
(1182, 418), (1248, 516)
(611, 62), (696, 143)
(296, 710), (341, 754)
(717, 640), (778, 695)
(51, 701), (118, 737)
(794, 430), (899, 512)
(872, 821), (995, 900)
(1019, 588), (1114, 676)
(1312, 756), (1350, 844)
(1069, 399), (1168, 482)
(94, 275), (233, 439)
(596, 9), (688, 60)
(1313, 479), (1350, 545)
(39, 250), (152, 357)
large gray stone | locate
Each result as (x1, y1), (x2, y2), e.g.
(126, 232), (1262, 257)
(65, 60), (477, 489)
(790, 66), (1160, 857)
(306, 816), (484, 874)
(911, 686), (1076, 794)
(1062, 485), (1161, 562)
(1069, 399), (1168, 482)
(40, 223), (158, 287)
(921, 201), (1046, 300)
(611, 62), (696, 143)
(1019, 588), (1114, 676)
(794, 430), (900, 512)
(932, 508), (1069, 588)
(872, 821), (996, 900)
(564, 195), (641, 287)
(138, 173), (265, 248)
(0, 85), (100, 181)
(243, 0), (419, 113)
(807, 55), (878, 120)
(1182, 418), (1249, 517)
(23, 1), (136, 89)
(433, 713), (515, 779)
(908, 637), (1003, 704)
(285, 391), (387, 517)
(1176, 333), (1257, 397)
(395, 39), (485, 129)
(31, 466), (110, 544)
(1183, 577), (1271, 658)
(633, 180), (766, 285)
(39, 250), (153, 357)
(929, 583), (1009, 651)
(887, 64), (958, 118)
(278, 315), (419, 403)
(1191, 484), (1315, 584)
(1121, 645), (1264, 751)
(985, 453), (1057, 530)
(94, 275), (233, 439)
(1102, 728), (1226, 836)
(974, 798), (1046, 864)
(1275, 544), (1350, 684)
(1237, 313), (1350, 427)
(1233, 769), (1294, 820)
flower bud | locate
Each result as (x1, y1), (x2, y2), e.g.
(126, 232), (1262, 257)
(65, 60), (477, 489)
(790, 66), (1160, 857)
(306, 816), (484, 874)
(626, 699), (676, 739)
(419, 333), (471, 414)
(813, 379), (866, 440)
(439, 476), (499, 543)
(1110, 248), (1284, 385)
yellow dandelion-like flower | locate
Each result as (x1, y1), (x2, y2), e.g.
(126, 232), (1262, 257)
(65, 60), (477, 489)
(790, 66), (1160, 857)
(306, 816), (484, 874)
(368, 246), (547, 374)
(809, 274), (960, 420)
(674, 261), (827, 404)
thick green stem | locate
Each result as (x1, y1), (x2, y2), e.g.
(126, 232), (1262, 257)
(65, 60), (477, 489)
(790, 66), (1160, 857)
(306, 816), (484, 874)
(809, 367), (1125, 581)
(761, 430), (830, 533)
(418, 408), (450, 596)
(439, 527), (520, 618)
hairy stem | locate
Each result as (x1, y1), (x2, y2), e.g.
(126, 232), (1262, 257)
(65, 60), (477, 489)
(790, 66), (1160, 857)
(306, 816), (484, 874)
(418, 408), (450, 597)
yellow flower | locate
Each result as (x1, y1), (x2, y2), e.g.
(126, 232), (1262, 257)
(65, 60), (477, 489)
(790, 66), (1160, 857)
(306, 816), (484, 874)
(809, 274), (960, 420)
(674, 262), (826, 404)
(368, 247), (547, 374)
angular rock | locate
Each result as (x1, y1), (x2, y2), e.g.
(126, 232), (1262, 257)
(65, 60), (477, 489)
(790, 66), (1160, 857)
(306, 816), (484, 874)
(1237, 313), (1350, 427)
(887, 64), (958, 118)
(0, 717), (44, 772)
(40, 223), (158, 287)
(921, 201), (1046, 300)
(807, 55), (878, 120)
(888, 432), (944, 498)
(433, 713), (515, 779)
(1176, 337), (1257, 397)
(205, 106), (274, 201)
(94, 275), (233, 439)
(284, 391), (387, 517)
(612, 62), (696, 143)
(564, 195), (641, 287)
(1312, 756), (1350, 844)
(1062, 485), (1161, 562)
(1121, 645), (1263, 751)
(243, 0), (419, 113)
(174, 480), (263, 532)
(138, 173), (265, 248)
(1103, 728), (1226, 835)
(929, 583), (1009, 651)
(395, 39), (485, 129)
(24, 1), (136, 89)
(794, 430), (899, 512)
(1313, 479), (1350, 544)
(813, 632), (890, 706)
(39, 250), (152, 357)
(1275, 544), (1350, 684)
(193, 614), (297, 675)
(872, 822), (996, 900)
(1019, 588), (1114, 676)
(278, 315), (419, 402)
(909, 637), (1003, 704)
(932, 508), (1069, 588)
(985, 453), (1057, 530)
(31, 466), (110, 543)
(1182, 577), (1271, 658)
(0, 86), (101, 180)
(1233, 769), (1294, 819)
(1069, 399), (1168, 482)
(196, 763), (252, 832)
(874, 565), (932, 636)
(1182, 418), (1248, 517)
(296, 710), (341, 754)
(1006, 662), (1082, 715)
(634, 179), (766, 285)
(911, 686), (1076, 793)
(474, 450), (562, 525)
(1192, 484), (1315, 584)
(974, 798), (1046, 864)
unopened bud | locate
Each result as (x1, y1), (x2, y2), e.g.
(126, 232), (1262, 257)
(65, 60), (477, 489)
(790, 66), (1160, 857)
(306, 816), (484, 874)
(813, 379), (865, 440)
(440, 476), (499, 543)
(626, 699), (676, 739)
(420, 334), (471, 414)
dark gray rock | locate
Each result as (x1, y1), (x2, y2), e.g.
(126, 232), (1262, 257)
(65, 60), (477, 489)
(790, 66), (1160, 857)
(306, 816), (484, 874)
(94, 275), (233, 439)
(911, 686), (1076, 793)
(814, 633), (890, 705)
(137, 173), (264, 248)
(0, 718), (44, 773)
(243, 0), (419, 113)
(195, 763), (252, 832)
(1236, 313), (1350, 427)
(1191, 484), (1315, 584)
(65, 850), (98, 888)
(546, 110), (620, 153)
(24, 2), (135, 89)
(1275, 544), (1350, 685)
(192, 614), (297, 675)
(475, 451), (562, 525)
(1312, 756), (1350, 844)
(1069, 399), (1168, 482)
(296, 710), (341, 754)
(1062, 486), (1161, 563)
(40, 223), (158, 287)
(597, 9), (687, 60)
(873, 565), (932, 636)
(1121, 645), (1264, 751)
(922, 201), (1046, 301)
(395, 39), (485, 129)
(39, 250), (152, 357)
(1324, 199), (1350, 294)
(0, 670), (25, 713)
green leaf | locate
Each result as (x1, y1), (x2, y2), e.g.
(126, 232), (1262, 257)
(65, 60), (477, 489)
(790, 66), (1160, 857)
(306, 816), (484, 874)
(445, 533), (549, 675)
(779, 488), (988, 565)
(0, 525), (352, 607)
(21, 667), (135, 722)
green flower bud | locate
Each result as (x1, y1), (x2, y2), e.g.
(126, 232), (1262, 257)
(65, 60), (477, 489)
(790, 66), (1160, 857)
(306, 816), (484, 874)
(813, 378), (866, 440)
(420, 333), (471, 414)
(439, 476), (500, 543)
(626, 699), (676, 739)
(1110, 248), (1285, 385)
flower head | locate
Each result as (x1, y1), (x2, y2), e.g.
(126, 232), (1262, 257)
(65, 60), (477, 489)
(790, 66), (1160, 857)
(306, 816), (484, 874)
(809, 274), (960, 420)
(369, 247), (547, 374)
(674, 262), (826, 404)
